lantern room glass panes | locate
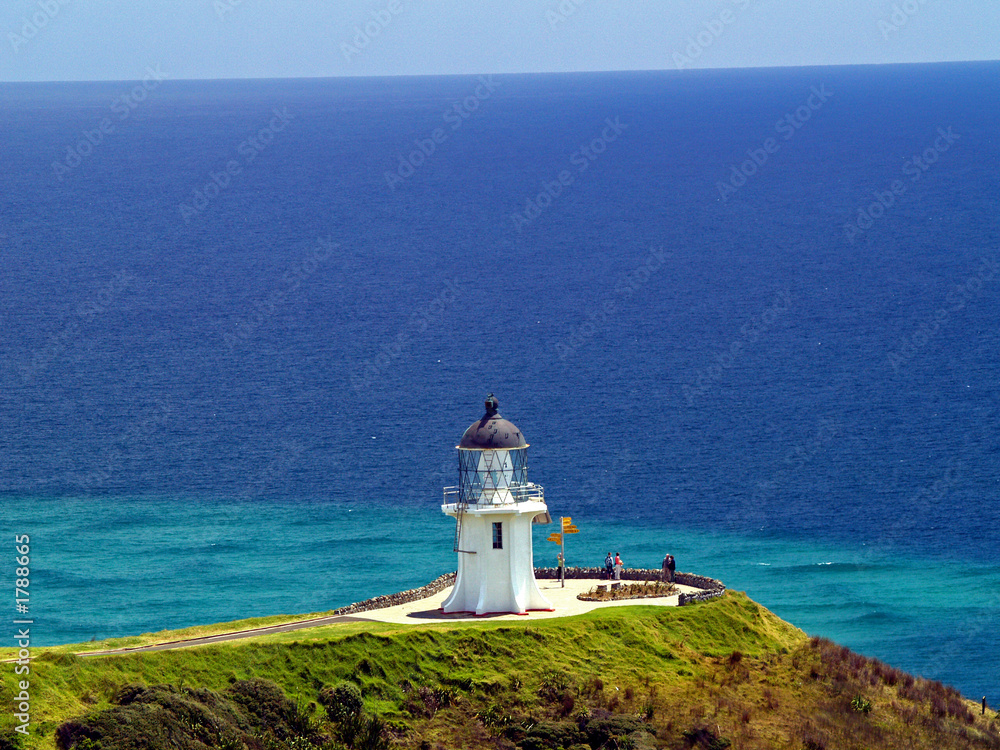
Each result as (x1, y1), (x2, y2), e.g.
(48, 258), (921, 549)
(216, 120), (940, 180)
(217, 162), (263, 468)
(458, 448), (529, 504)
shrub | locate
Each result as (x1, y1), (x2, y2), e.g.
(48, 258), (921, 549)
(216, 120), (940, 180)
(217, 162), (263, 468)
(560, 693), (576, 717)
(851, 695), (873, 714)
(929, 694), (948, 718)
(475, 704), (513, 731)
(537, 670), (574, 702)
(519, 720), (586, 750)
(55, 680), (321, 750)
(681, 726), (731, 749)
(320, 681), (363, 724)
(848, 652), (866, 675)
(356, 716), (390, 750)
(229, 679), (315, 738)
(586, 716), (650, 748)
(333, 713), (389, 750)
(335, 713), (365, 747)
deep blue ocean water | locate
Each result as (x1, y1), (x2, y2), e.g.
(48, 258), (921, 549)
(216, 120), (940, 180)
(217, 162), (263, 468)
(1, 62), (998, 700)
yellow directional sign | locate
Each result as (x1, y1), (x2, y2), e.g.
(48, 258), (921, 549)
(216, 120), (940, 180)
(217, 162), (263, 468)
(553, 518), (580, 588)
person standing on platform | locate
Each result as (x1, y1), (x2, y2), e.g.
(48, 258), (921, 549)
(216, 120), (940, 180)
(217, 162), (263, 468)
(662, 553), (676, 583)
(604, 552), (614, 580)
(613, 552), (623, 580)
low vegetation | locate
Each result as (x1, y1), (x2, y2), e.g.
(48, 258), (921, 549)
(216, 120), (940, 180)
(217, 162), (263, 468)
(577, 582), (679, 602)
(2, 592), (997, 750)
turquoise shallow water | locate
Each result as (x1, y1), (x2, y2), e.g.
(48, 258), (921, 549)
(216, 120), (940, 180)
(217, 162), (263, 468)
(6, 496), (997, 701)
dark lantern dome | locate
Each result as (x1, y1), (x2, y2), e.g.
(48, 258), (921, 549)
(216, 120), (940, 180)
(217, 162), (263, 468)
(457, 393), (528, 450)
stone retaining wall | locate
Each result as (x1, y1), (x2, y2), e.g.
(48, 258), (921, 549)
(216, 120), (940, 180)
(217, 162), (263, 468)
(327, 572), (456, 617)
(535, 566), (662, 581)
(328, 566), (725, 616)
(674, 572), (726, 593)
(676, 588), (724, 606)
(535, 567), (725, 605)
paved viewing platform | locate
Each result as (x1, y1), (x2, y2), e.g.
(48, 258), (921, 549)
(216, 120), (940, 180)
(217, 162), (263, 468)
(360, 577), (703, 624)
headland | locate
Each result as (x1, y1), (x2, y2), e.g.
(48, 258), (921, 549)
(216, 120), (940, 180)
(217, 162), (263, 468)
(3, 572), (998, 750)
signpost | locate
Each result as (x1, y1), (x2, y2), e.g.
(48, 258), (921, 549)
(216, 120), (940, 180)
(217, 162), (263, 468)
(547, 517), (579, 587)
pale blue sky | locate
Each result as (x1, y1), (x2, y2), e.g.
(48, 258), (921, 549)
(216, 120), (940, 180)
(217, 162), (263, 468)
(3, 0), (998, 82)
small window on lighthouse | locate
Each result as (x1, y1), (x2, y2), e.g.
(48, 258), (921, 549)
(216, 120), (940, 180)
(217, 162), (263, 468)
(492, 522), (503, 549)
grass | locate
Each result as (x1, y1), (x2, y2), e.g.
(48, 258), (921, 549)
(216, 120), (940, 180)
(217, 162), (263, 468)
(2, 591), (998, 750)
(0, 610), (350, 660)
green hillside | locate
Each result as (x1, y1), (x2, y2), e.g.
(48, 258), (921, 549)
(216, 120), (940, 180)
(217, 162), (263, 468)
(3, 591), (998, 750)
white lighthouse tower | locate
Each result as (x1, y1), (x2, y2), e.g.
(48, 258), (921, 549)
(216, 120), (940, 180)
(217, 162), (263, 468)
(441, 394), (554, 615)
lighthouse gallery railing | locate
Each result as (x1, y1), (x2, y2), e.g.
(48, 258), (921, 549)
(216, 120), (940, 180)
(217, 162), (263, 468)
(442, 483), (544, 506)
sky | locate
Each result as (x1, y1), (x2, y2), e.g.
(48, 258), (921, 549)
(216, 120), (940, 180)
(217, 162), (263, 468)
(2, 0), (998, 82)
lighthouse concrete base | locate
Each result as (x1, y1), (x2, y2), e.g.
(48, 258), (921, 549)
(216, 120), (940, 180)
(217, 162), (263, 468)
(441, 500), (554, 615)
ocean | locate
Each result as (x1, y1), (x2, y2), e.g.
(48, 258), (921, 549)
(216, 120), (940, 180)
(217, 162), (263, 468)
(0, 61), (997, 701)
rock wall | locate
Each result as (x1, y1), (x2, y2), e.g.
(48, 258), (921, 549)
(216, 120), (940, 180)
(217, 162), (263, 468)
(327, 572), (456, 617)
(674, 572), (726, 593)
(534, 567), (725, 605)
(326, 566), (725, 617)
(535, 566), (652, 580)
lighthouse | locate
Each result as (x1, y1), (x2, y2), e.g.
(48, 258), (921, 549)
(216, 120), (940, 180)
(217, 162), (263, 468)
(441, 394), (554, 615)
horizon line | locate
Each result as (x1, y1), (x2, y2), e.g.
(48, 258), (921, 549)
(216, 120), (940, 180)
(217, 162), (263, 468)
(3, 57), (998, 86)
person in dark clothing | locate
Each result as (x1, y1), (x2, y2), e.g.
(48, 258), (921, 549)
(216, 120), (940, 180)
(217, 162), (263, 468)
(662, 553), (676, 583)
(604, 552), (613, 580)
